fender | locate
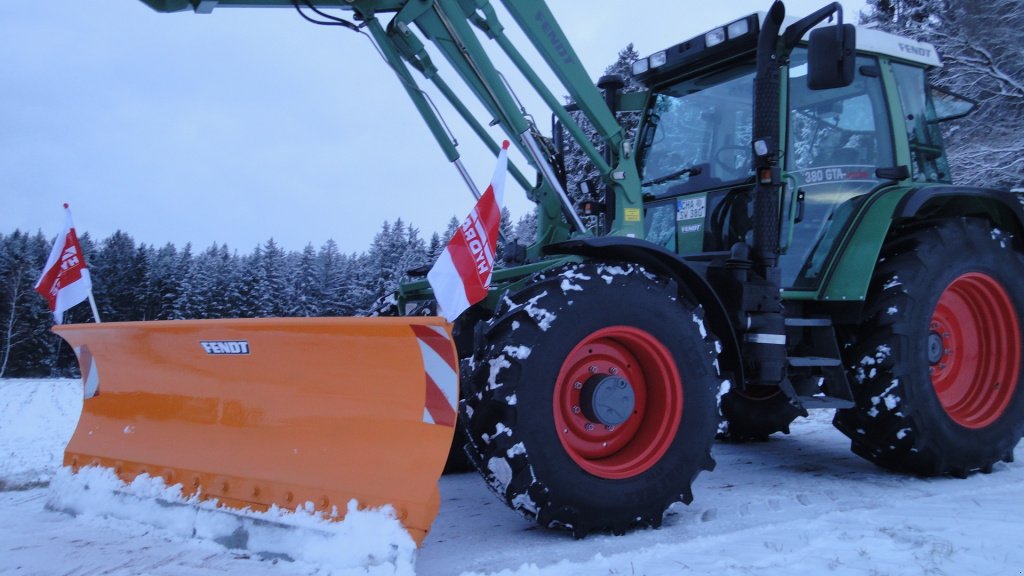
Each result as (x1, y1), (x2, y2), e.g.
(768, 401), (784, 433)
(818, 184), (1024, 304)
(545, 236), (744, 386)
(896, 185), (1024, 240)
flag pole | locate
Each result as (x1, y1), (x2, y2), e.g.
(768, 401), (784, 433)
(87, 294), (102, 323)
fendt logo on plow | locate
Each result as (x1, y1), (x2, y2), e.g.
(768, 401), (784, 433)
(200, 341), (251, 355)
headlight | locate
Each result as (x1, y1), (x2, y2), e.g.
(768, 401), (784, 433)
(727, 18), (750, 39)
(631, 58), (650, 76)
(705, 27), (726, 48)
(649, 50), (667, 68)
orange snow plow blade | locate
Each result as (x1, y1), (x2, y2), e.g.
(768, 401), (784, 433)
(54, 316), (459, 545)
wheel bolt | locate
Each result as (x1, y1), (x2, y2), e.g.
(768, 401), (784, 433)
(574, 381), (582, 389)
(585, 423), (594, 431)
(572, 406), (581, 414)
(589, 365), (598, 374)
(609, 367), (618, 375)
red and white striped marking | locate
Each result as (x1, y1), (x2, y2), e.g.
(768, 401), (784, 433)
(411, 324), (458, 427)
(75, 345), (99, 398)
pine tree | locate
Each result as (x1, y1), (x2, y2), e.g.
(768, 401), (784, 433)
(358, 219), (432, 314)
(0, 231), (55, 377)
(233, 245), (262, 318)
(142, 243), (180, 320)
(91, 230), (143, 322)
(209, 243), (241, 319)
(289, 243), (321, 317)
(259, 238), (288, 317)
(426, 232), (444, 264)
(514, 212), (539, 246)
(316, 239), (349, 316)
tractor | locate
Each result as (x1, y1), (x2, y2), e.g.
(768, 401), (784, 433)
(58, 0), (1024, 543)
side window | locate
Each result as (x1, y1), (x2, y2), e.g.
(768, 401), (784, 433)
(782, 51), (893, 289)
(787, 53), (894, 174)
(891, 62), (952, 183)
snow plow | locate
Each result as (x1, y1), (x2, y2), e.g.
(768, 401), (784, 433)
(55, 0), (1024, 547)
(56, 317), (457, 545)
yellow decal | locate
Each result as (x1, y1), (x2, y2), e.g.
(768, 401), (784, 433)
(624, 208), (641, 222)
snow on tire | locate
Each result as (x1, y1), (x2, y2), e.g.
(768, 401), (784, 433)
(835, 218), (1024, 476)
(460, 262), (721, 537)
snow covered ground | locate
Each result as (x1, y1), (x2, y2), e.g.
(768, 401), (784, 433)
(1, 378), (1022, 575)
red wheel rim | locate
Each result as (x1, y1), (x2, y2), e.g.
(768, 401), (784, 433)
(929, 272), (1021, 428)
(553, 326), (682, 479)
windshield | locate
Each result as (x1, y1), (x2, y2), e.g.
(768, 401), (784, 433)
(637, 64), (756, 198)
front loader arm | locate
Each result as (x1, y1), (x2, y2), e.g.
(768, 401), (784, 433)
(138, 0), (645, 248)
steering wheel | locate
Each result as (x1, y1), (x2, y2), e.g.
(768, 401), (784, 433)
(714, 144), (752, 174)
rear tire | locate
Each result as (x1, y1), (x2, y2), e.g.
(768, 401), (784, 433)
(461, 262), (721, 536)
(835, 218), (1024, 476)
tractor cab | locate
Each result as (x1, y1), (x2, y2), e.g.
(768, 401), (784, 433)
(630, 14), (970, 291)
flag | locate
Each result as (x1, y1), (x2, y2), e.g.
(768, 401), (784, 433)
(35, 204), (95, 324)
(428, 141), (510, 322)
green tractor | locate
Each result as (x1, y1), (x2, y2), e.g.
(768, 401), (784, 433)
(389, 1), (1024, 536)
(108, 0), (1024, 541)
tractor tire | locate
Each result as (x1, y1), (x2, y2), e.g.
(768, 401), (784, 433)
(834, 218), (1024, 476)
(443, 418), (475, 474)
(460, 262), (721, 537)
(718, 386), (803, 441)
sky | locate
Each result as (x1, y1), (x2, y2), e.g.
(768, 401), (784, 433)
(2, 0), (866, 255)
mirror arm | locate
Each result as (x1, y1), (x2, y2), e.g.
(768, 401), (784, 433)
(782, 2), (844, 49)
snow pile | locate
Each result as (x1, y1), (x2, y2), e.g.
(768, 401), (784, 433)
(0, 378), (416, 575)
(47, 466), (416, 575)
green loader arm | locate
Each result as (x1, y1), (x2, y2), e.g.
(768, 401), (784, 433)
(138, 0), (647, 252)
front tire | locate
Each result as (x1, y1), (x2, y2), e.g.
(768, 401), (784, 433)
(461, 262), (721, 536)
(835, 218), (1024, 476)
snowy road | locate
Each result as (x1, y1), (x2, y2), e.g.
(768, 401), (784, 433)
(1, 379), (1022, 575)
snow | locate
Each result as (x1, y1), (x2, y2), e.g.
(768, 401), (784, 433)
(3, 378), (1024, 575)
(521, 291), (556, 332)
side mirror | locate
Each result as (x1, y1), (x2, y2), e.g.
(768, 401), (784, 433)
(807, 24), (856, 90)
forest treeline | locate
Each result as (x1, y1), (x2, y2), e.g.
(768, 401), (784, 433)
(0, 211), (534, 377)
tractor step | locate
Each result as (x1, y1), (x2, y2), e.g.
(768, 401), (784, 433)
(788, 356), (842, 367)
(783, 316), (854, 410)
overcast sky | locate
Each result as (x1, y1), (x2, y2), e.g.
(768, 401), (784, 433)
(2, 0), (865, 255)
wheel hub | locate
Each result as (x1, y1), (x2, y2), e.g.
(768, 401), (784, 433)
(926, 331), (945, 365)
(553, 326), (683, 479)
(580, 374), (636, 427)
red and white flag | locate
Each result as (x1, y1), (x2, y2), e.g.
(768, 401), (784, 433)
(428, 141), (510, 322)
(35, 204), (96, 324)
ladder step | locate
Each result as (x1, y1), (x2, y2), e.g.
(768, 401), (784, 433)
(788, 356), (842, 367)
(785, 317), (833, 327)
